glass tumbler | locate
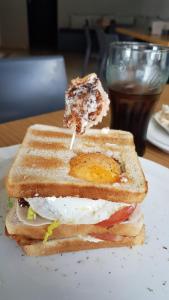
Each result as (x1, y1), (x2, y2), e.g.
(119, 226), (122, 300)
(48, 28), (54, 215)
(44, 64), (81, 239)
(106, 42), (169, 156)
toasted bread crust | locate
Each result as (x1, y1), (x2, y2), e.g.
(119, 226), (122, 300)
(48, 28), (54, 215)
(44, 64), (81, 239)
(7, 181), (147, 203)
(6, 227), (145, 256)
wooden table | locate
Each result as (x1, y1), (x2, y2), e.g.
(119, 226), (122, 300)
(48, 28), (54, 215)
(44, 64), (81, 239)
(116, 27), (169, 47)
(0, 86), (169, 168)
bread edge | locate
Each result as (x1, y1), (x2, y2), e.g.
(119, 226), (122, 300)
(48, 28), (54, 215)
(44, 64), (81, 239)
(6, 226), (145, 256)
(7, 181), (147, 203)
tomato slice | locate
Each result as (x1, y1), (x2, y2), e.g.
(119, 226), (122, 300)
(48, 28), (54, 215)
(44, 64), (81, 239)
(96, 205), (135, 228)
(90, 232), (118, 242)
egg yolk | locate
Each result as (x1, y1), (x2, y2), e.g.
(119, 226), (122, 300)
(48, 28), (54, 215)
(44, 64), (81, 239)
(69, 153), (121, 184)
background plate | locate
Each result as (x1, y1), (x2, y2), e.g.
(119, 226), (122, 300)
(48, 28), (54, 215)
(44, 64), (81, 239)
(0, 149), (169, 300)
(147, 117), (169, 153)
(154, 111), (169, 134)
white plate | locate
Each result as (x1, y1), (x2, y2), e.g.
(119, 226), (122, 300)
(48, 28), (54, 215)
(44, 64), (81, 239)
(0, 149), (169, 300)
(147, 117), (169, 153)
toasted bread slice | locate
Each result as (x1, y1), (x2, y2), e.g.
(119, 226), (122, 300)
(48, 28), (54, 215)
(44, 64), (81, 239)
(6, 205), (144, 240)
(6, 124), (147, 203)
(6, 226), (145, 256)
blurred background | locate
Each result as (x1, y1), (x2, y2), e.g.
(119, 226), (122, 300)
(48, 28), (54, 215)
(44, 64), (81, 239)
(0, 0), (169, 81)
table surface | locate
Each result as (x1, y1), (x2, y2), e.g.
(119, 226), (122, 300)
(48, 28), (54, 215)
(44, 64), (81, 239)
(116, 27), (169, 46)
(0, 86), (169, 168)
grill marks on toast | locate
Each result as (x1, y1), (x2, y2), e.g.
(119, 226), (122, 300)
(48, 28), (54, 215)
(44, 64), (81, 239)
(28, 140), (68, 151)
(82, 135), (134, 145)
(31, 129), (72, 139)
(7, 124), (147, 201)
(20, 155), (64, 169)
(15, 132), (69, 176)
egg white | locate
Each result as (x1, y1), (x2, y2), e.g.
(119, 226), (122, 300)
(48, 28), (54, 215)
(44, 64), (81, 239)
(26, 196), (131, 225)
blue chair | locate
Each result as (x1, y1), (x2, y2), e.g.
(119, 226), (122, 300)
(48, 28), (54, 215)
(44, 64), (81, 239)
(0, 56), (67, 123)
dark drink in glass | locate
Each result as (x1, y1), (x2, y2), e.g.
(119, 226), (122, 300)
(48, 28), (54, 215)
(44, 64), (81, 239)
(108, 82), (160, 156)
(106, 42), (169, 156)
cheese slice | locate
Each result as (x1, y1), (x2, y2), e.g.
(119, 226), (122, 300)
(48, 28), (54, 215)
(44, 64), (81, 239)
(16, 202), (51, 226)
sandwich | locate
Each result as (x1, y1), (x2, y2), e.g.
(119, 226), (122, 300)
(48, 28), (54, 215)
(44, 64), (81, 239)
(5, 73), (147, 256)
(5, 124), (147, 256)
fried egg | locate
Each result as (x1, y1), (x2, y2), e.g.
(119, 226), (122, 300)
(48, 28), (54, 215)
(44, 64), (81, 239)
(26, 196), (130, 225)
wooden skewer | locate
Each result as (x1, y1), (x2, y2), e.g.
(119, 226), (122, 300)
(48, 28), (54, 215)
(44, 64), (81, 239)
(70, 130), (76, 150)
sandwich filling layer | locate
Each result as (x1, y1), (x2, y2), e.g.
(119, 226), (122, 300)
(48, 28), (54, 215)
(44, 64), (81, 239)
(16, 196), (139, 226)
(6, 203), (144, 245)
